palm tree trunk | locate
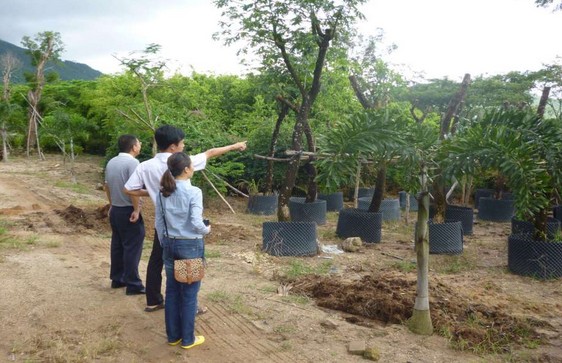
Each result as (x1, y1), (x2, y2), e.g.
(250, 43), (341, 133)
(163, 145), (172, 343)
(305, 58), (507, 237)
(409, 163), (433, 335)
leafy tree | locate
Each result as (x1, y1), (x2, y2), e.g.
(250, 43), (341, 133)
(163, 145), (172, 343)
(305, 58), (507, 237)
(115, 43), (166, 155)
(1, 51), (22, 161)
(447, 107), (562, 240)
(346, 32), (407, 209)
(215, 0), (367, 221)
(41, 109), (88, 182)
(21, 31), (64, 158)
(468, 72), (535, 111)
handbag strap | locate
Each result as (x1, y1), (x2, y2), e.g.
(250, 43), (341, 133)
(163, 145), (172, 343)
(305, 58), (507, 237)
(159, 192), (206, 261)
(159, 193), (170, 238)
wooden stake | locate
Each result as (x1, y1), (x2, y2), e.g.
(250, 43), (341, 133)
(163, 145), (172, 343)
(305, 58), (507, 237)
(201, 171), (235, 214)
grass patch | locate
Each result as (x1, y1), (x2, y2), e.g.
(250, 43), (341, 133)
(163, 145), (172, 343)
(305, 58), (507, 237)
(392, 260), (416, 273)
(205, 290), (251, 315)
(259, 285), (278, 293)
(281, 294), (311, 305)
(206, 290), (230, 303)
(205, 249), (221, 258)
(54, 181), (90, 194)
(0, 226), (36, 251)
(273, 323), (297, 334)
(284, 260), (333, 279)
(433, 255), (476, 274)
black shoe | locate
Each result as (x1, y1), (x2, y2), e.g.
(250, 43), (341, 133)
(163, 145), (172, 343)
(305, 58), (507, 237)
(144, 303), (165, 312)
(126, 288), (146, 295)
(111, 281), (126, 289)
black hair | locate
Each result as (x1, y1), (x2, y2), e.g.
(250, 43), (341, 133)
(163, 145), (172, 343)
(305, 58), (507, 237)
(154, 125), (185, 152)
(160, 152), (192, 197)
(117, 134), (138, 153)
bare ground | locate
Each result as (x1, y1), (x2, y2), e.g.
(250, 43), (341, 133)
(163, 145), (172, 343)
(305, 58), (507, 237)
(0, 154), (561, 363)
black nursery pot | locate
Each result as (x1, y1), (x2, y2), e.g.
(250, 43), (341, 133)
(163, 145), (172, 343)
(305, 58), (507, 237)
(358, 198), (401, 221)
(511, 217), (561, 239)
(508, 234), (562, 279)
(288, 197), (327, 225)
(398, 191), (419, 212)
(247, 194), (278, 215)
(358, 188), (376, 199)
(262, 221), (318, 256)
(553, 205), (562, 223)
(317, 192), (344, 212)
(428, 220), (463, 255)
(477, 197), (515, 222)
(474, 188), (495, 209)
(336, 208), (382, 243)
(445, 205), (474, 235)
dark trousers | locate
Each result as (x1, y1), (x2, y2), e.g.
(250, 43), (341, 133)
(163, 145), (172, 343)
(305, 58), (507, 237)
(109, 206), (145, 290)
(146, 230), (164, 306)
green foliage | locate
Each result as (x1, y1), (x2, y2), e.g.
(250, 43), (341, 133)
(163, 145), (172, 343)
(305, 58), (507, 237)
(315, 107), (408, 192)
(284, 259), (332, 279)
(467, 72), (535, 112)
(446, 108), (562, 237)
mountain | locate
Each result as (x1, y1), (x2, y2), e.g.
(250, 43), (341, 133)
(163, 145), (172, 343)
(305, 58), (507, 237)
(0, 39), (103, 83)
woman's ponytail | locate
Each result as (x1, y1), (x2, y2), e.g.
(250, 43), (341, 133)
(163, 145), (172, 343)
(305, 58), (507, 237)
(160, 170), (176, 197)
(160, 152), (192, 197)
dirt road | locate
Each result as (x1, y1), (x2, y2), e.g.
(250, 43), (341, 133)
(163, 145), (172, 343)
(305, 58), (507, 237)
(0, 155), (561, 362)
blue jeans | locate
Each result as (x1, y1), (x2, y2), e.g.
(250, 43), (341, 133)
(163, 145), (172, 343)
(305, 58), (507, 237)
(162, 236), (204, 346)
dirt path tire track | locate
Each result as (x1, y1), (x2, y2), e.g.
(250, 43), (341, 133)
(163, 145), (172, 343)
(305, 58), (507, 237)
(0, 171), (309, 362)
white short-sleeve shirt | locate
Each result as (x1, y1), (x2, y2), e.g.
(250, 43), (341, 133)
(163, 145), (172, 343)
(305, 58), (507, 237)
(124, 152), (207, 208)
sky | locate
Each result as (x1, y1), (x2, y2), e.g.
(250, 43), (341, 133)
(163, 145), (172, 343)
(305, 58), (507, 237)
(0, 0), (560, 82)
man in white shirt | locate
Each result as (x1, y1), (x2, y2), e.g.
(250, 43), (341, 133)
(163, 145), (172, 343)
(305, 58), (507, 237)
(124, 125), (246, 312)
(104, 135), (145, 295)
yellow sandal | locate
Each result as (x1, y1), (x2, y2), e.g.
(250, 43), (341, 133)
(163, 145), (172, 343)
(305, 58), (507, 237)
(181, 336), (205, 350)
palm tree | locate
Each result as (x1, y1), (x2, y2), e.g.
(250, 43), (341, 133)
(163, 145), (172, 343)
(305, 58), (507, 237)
(446, 108), (562, 240)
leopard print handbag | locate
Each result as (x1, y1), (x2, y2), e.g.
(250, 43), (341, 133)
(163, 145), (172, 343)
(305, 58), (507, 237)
(174, 258), (206, 284)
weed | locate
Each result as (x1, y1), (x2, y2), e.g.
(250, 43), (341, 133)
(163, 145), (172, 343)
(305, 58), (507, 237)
(259, 285), (278, 293)
(434, 255), (476, 274)
(205, 250), (221, 258)
(281, 294), (310, 305)
(206, 290), (230, 303)
(393, 260), (416, 273)
(0, 234), (32, 251)
(273, 323), (297, 334)
(284, 259), (333, 279)
(205, 290), (250, 314)
(319, 229), (337, 239)
(54, 181), (90, 194)
(280, 341), (292, 351)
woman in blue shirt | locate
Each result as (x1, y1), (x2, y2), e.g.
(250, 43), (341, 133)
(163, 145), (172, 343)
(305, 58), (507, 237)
(156, 152), (210, 350)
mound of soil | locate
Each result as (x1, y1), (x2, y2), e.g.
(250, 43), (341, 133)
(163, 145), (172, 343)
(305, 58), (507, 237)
(292, 272), (548, 354)
(54, 204), (110, 232)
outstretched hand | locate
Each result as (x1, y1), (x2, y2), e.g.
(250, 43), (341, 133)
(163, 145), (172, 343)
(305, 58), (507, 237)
(234, 141), (247, 151)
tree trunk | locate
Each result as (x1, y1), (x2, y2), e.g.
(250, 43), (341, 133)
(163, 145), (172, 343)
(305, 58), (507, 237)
(265, 103), (289, 195)
(1, 122), (8, 162)
(434, 73), (471, 221)
(353, 161), (361, 208)
(302, 119), (317, 203)
(409, 163), (433, 335)
(349, 75), (374, 109)
(278, 106), (309, 221)
(533, 202), (548, 241)
(368, 163), (386, 213)
(440, 74), (471, 136)
(537, 86), (551, 119)
(26, 90), (39, 157)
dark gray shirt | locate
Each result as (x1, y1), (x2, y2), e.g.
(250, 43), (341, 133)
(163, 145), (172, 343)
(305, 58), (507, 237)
(105, 153), (139, 207)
